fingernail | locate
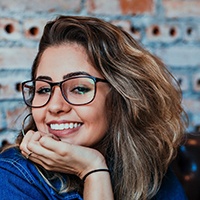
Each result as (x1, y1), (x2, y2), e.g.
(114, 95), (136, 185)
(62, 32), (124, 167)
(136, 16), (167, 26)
(52, 135), (61, 141)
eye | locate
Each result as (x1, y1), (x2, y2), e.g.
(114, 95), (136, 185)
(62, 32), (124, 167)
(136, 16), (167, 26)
(36, 87), (51, 95)
(71, 85), (91, 95)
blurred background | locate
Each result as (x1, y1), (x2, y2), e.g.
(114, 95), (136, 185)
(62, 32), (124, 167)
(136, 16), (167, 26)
(0, 0), (200, 142)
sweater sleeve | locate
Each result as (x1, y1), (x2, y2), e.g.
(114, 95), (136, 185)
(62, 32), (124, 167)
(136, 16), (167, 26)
(0, 147), (48, 200)
(0, 148), (83, 200)
(0, 165), (47, 200)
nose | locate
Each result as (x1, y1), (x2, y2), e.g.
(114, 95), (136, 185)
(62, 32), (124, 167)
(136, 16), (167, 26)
(47, 87), (71, 114)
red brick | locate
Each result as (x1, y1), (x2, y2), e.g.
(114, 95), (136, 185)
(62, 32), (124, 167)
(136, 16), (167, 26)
(0, 18), (21, 40)
(0, 73), (27, 99)
(146, 23), (181, 43)
(0, 0), (81, 12)
(87, 0), (154, 15)
(111, 20), (141, 40)
(192, 73), (200, 92)
(163, 0), (200, 17)
(6, 105), (28, 130)
(23, 19), (47, 40)
(182, 23), (200, 42)
(173, 73), (189, 92)
(119, 0), (154, 14)
(0, 132), (16, 145)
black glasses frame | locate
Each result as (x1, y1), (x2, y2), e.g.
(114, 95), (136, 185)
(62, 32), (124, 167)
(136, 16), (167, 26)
(22, 75), (108, 108)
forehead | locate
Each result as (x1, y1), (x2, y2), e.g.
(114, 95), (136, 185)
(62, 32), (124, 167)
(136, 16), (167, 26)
(35, 44), (102, 80)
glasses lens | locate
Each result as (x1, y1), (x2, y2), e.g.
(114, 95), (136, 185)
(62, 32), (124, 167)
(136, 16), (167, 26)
(62, 77), (95, 105)
(23, 80), (51, 107)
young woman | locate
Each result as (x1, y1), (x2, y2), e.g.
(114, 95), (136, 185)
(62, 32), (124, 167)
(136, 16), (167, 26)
(0, 15), (187, 199)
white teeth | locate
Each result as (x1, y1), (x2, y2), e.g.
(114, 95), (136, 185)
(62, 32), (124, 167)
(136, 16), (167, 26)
(64, 124), (69, 129)
(50, 123), (81, 130)
(74, 123), (78, 128)
(69, 123), (73, 129)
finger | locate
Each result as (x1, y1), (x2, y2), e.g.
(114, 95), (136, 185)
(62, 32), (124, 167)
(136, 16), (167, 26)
(40, 133), (61, 141)
(26, 146), (66, 171)
(20, 132), (59, 159)
(39, 135), (64, 152)
(20, 131), (43, 157)
(20, 130), (35, 152)
(26, 138), (71, 167)
(27, 138), (55, 158)
(28, 131), (43, 142)
(28, 156), (67, 172)
(27, 148), (76, 173)
(26, 151), (33, 159)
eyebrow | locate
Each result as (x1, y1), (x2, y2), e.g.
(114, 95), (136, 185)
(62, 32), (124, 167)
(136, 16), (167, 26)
(63, 71), (91, 79)
(36, 71), (91, 81)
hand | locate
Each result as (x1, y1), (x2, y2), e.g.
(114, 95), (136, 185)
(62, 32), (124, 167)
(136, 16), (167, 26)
(20, 130), (108, 179)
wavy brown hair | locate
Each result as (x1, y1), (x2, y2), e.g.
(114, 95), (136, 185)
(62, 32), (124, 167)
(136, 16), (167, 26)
(16, 16), (187, 199)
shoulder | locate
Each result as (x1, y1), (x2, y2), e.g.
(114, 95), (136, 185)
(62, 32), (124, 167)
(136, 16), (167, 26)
(0, 147), (38, 184)
(0, 147), (49, 199)
(0, 147), (83, 200)
(0, 146), (26, 161)
(154, 168), (188, 200)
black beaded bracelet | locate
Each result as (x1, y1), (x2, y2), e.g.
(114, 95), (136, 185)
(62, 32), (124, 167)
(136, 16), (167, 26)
(82, 169), (110, 182)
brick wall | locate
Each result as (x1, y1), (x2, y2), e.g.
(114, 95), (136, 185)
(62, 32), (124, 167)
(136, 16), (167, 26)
(0, 0), (200, 145)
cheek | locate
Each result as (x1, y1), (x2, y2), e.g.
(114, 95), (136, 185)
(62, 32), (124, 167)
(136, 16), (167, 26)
(32, 108), (45, 127)
(93, 91), (109, 130)
(78, 106), (108, 146)
(84, 99), (108, 133)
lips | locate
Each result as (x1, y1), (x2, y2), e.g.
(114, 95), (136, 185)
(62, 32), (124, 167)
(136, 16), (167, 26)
(46, 120), (83, 137)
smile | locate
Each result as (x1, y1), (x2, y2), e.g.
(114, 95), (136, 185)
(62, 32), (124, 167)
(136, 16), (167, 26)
(50, 123), (82, 130)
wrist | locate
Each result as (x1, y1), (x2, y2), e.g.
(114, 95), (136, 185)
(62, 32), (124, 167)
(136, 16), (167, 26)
(78, 149), (108, 179)
(82, 168), (110, 182)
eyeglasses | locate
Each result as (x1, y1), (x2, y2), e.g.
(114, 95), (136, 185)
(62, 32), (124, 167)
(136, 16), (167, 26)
(22, 76), (108, 108)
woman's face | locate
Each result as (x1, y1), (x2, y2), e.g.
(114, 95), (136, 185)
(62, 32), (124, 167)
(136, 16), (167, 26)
(32, 43), (110, 147)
